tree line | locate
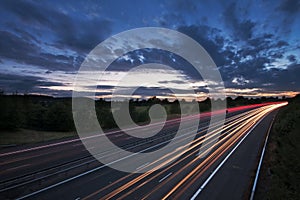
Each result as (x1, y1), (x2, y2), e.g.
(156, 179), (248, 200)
(0, 94), (287, 131)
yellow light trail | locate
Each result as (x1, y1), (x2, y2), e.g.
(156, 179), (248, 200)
(82, 102), (287, 200)
(83, 108), (262, 199)
(162, 102), (287, 199)
(100, 108), (266, 199)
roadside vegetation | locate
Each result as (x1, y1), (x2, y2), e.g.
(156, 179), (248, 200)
(0, 93), (284, 145)
(256, 95), (300, 200)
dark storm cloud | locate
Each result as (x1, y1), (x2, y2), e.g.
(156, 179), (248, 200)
(0, 0), (55, 26)
(13, 28), (40, 44)
(169, 0), (198, 13)
(109, 48), (203, 81)
(158, 13), (185, 27)
(0, 0), (104, 72)
(54, 18), (112, 53)
(97, 85), (115, 90)
(224, 62), (300, 93)
(177, 25), (229, 67)
(263, 64), (300, 91)
(157, 0), (200, 27)
(222, 2), (255, 41)
(1, 0), (112, 58)
(174, 23), (294, 91)
(275, 0), (300, 34)
(0, 31), (38, 58)
(0, 73), (65, 93)
(0, 0), (298, 97)
(239, 35), (288, 62)
(221, 36), (292, 89)
(0, 31), (78, 71)
(173, 21), (297, 93)
(287, 55), (297, 62)
(277, 0), (300, 14)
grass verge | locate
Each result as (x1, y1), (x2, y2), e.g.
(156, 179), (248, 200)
(0, 129), (76, 146)
(255, 100), (300, 199)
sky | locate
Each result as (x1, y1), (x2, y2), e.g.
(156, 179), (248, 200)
(0, 0), (299, 100)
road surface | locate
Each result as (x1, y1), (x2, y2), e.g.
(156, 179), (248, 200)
(0, 102), (287, 199)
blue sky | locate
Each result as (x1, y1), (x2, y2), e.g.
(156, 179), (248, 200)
(0, 0), (299, 99)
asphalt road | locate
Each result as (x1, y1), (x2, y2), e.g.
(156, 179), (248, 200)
(0, 102), (286, 200)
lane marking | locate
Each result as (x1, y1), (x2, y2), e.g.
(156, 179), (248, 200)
(3, 164), (31, 172)
(5, 115), (232, 193)
(159, 172), (173, 183)
(0, 155), (38, 165)
(15, 106), (281, 199)
(87, 146), (95, 150)
(0, 105), (266, 157)
(113, 133), (123, 137)
(16, 138), (175, 200)
(136, 162), (150, 170)
(249, 115), (275, 200)
(189, 103), (287, 199)
(190, 114), (268, 200)
(72, 143), (83, 147)
(0, 109), (253, 192)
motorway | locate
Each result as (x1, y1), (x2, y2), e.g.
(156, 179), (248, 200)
(0, 102), (287, 200)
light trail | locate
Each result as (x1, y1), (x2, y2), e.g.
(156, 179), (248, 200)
(81, 108), (264, 199)
(163, 102), (287, 199)
(2, 102), (288, 200)
(0, 102), (275, 157)
(82, 103), (287, 200)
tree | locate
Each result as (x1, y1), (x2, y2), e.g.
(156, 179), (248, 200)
(44, 102), (74, 131)
(0, 96), (21, 130)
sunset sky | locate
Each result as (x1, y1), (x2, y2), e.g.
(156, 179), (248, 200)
(0, 0), (299, 100)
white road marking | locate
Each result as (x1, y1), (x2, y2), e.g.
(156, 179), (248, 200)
(250, 115), (275, 200)
(0, 108), (234, 157)
(4, 164), (31, 172)
(159, 172), (173, 183)
(136, 162), (150, 170)
(113, 133), (123, 137)
(72, 143), (83, 147)
(16, 138), (175, 200)
(190, 115), (267, 200)
(87, 146), (95, 150)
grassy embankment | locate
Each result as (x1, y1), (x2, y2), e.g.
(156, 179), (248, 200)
(0, 94), (282, 146)
(0, 129), (76, 146)
(255, 98), (300, 199)
(0, 105), (179, 146)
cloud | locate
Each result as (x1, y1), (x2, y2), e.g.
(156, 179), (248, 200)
(0, 0), (299, 98)
(224, 87), (298, 98)
(0, 0), (112, 68)
(232, 76), (251, 86)
(54, 17), (112, 52)
(174, 22), (297, 95)
(0, 73), (66, 94)
(0, 0), (55, 26)
(0, 0), (112, 72)
(177, 25), (229, 67)
(287, 54), (297, 62)
(157, 13), (185, 27)
(0, 31), (79, 71)
(222, 2), (256, 41)
(169, 0), (198, 13)
(275, 0), (300, 34)
(277, 0), (300, 14)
